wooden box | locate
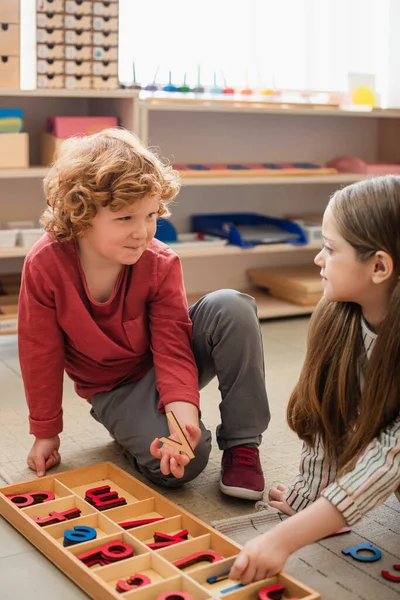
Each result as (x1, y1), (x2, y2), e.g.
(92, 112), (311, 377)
(0, 55), (19, 88)
(0, 0), (20, 24)
(37, 0), (65, 13)
(248, 265), (323, 306)
(38, 43), (65, 59)
(65, 0), (93, 14)
(37, 73), (65, 88)
(0, 132), (29, 168)
(0, 462), (321, 600)
(0, 23), (19, 56)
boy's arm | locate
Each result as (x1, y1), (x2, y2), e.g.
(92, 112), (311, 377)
(321, 416), (400, 525)
(148, 250), (200, 417)
(18, 257), (65, 439)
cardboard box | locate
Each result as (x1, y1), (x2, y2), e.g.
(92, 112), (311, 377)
(37, 0), (64, 13)
(37, 12), (64, 29)
(0, 23), (19, 56)
(92, 75), (119, 90)
(37, 58), (64, 75)
(40, 132), (63, 165)
(0, 56), (19, 88)
(0, 0), (20, 24)
(65, 60), (92, 76)
(0, 132), (29, 169)
(93, 61), (118, 77)
(93, 2), (119, 17)
(37, 43), (65, 59)
(37, 73), (64, 88)
(65, 44), (91, 60)
(93, 31), (118, 46)
(46, 116), (118, 138)
(65, 0), (93, 14)
(37, 27), (64, 44)
(64, 14), (92, 30)
(65, 29), (92, 45)
(248, 265), (323, 306)
(93, 45), (118, 61)
(93, 16), (118, 32)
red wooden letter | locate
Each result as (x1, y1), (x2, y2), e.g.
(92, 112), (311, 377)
(115, 574), (151, 592)
(173, 551), (222, 569)
(33, 507), (81, 526)
(382, 564), (400, 582)
(84, 485), (127, 511)
(118, 517), (164, 530)
(156, 594), (195, 600)
(77, 540), (133, 567)
(6, 491), (55, 508)
(258, 584), (299, 600)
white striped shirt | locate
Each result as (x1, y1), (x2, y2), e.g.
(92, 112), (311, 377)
(285, 317), (400, 525)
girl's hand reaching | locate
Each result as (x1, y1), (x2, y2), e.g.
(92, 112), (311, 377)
(150, 423), (202, 478)
(229, 530), (290, 584)
(27, 435), (61, 477)
(268, 484), (296, 516)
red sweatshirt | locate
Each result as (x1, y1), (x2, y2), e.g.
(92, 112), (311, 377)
(18, 234), (199, 439)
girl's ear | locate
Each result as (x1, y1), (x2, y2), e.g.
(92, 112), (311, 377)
(371, 250), (394, 284)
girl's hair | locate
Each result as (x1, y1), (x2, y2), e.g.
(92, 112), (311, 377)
(287, 176), (400, 474)
(41, 127), (180, 241)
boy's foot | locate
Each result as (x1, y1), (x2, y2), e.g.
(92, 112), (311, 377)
(220, 446), (265, 500)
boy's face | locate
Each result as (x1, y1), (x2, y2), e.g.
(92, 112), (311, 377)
(82, 195), (160, 266)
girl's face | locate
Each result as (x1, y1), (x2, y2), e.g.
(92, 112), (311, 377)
(81, 195), (160, 266)
(314, 205), (375, 304)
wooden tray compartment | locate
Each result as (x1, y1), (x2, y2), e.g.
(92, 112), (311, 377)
(94, 552), (179, 593)
(102, 496), (180, 528)
(23, 494), (96, 523)
(158, 533), (240, 572)
(220, 573), (320, 599)
(128, 513), (211, 548)
(55, 462), (155, 505)
(44, 512), (122, 545)
(122, 574), (213, 600)
(0, 476), (72, 503)
(67, 531), (150, 569)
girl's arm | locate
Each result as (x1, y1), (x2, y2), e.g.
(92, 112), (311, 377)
(230, 497), (345, 584)
(321, 416), (400, 525)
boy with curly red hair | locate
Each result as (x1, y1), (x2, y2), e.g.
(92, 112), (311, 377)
(18, 128), (270, 498)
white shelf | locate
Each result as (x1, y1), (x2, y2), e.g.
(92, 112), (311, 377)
(0, 167), (49, 179)
(0, 168), (366, 185)
(187, 287), (315, 319)
(140, 97), (400, 119)
(181, 173), (365, 186)
(0, 88), (138, 99)
(175, 241), (321, 259)
(0, 241), (321, 261)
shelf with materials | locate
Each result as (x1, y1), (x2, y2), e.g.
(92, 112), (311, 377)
(139, 95), (400, 318)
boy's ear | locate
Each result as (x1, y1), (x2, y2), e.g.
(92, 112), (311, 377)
(371, 250), (394, 284)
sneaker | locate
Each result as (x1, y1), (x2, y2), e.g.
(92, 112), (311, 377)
(220, 446), (265, 500)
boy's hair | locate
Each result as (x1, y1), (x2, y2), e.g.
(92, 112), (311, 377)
(287, 176), (400, 474)
(41, 128), (180, 241)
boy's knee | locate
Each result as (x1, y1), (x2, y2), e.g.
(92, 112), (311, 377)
(205, 289), (257, 323)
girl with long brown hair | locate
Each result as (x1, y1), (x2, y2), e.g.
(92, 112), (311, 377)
(230, 176), (400, 583)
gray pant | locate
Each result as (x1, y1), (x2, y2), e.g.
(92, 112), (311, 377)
(91, 289), (270, 488)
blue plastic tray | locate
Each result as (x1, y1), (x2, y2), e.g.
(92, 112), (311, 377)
(191, 213), (307, 248)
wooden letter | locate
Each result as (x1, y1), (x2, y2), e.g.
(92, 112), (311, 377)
(147, 529), (189, 549)
(118, 517), (164, 530)
(258, 584), (299, 600)
(84, 485), (127, 511)
(63, 525), (97, 547)
(116, 574), (151, 593)
(173, 550), (222, 569)
(158, 411), (195, 459)
(33, 507), (81, 526)
(382, 564), (400, 582)
(342, 542), (382, 562)
(6, 491), (55, 508)
(156, 594), (195, 600)
(77, 540), (133, 567)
